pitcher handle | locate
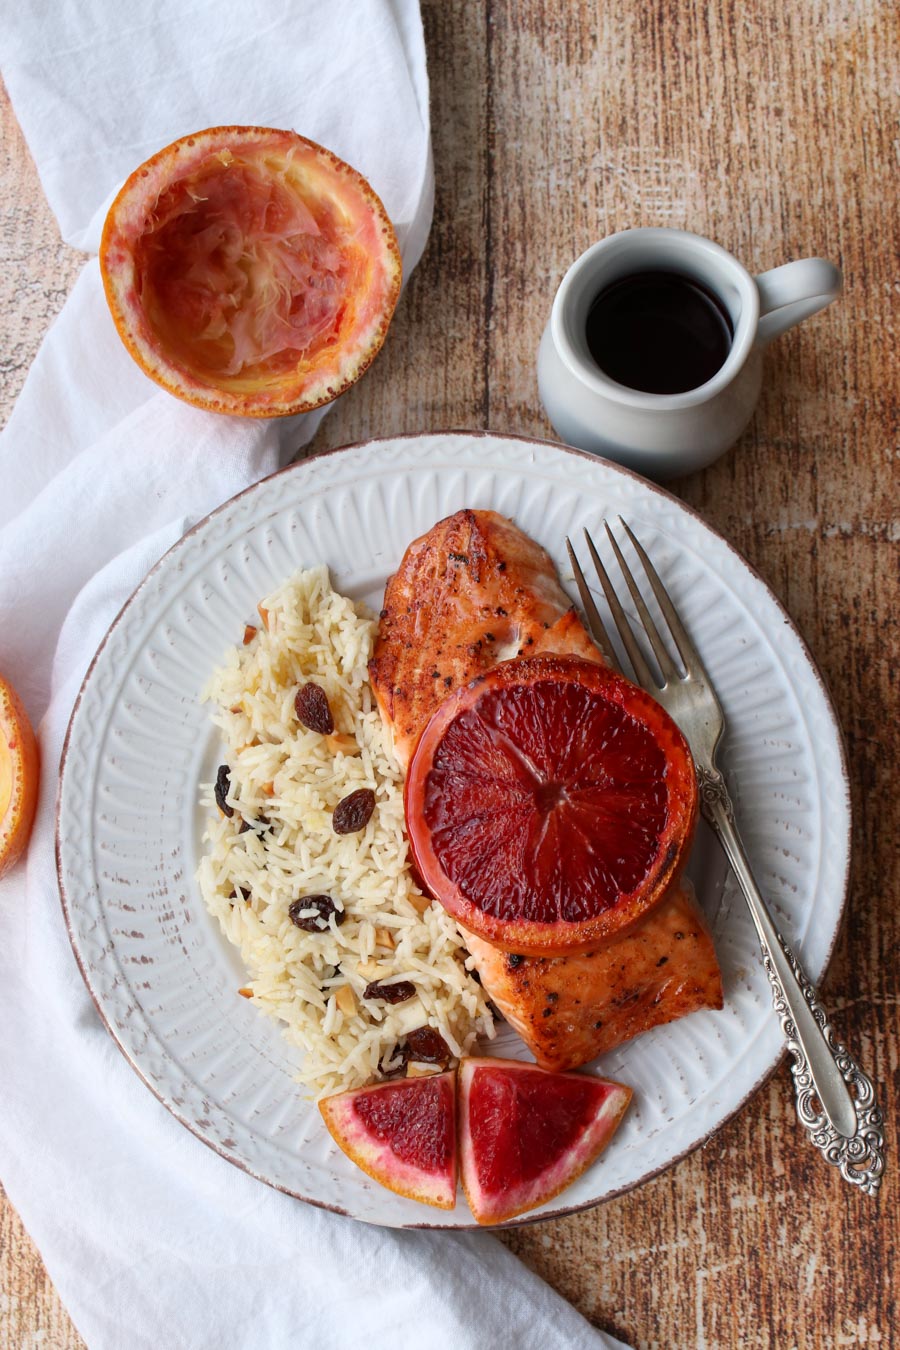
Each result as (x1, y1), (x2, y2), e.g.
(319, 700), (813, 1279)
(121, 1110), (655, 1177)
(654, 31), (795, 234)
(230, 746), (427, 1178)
(754, 258), (842, 345)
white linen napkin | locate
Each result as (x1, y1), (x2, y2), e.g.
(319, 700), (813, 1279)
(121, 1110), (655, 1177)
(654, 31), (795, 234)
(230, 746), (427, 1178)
(0, 4), (632, 1347)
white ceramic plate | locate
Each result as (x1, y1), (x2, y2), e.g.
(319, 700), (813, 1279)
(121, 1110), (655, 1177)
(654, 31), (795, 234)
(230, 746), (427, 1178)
(57, 433), (850, 1228)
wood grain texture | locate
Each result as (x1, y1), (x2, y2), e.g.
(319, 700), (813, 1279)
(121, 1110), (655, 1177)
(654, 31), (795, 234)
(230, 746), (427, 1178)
(1, 0), (897, 1345)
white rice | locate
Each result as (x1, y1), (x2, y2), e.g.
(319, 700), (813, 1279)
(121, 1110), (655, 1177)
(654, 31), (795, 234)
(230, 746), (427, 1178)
(197, 566), (494, 1098)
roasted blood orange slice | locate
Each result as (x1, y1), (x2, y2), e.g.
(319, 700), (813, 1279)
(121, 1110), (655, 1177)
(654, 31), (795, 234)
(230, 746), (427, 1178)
(458, 1057), (632, 1225)
(100, 126), (401, 417)
(0, 675), (40, 878)
(319, 1070), (457, 1210)
(405, 655), (697, 955)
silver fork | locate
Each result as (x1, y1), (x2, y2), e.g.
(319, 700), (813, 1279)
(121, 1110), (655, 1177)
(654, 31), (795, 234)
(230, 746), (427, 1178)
(567, 519), (884, 1195)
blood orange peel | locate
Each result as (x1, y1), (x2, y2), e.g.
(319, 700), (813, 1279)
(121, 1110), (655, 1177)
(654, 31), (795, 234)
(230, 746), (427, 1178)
(405, 655), (697, 955)
(0, 675), (40, 878)
(100, 126), (401, 417)
(458, 1057), (631, 1225)
(319, 1070), (457, 1210)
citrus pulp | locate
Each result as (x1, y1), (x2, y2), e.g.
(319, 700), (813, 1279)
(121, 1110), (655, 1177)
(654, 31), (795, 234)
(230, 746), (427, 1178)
(405, 655), (697, 954)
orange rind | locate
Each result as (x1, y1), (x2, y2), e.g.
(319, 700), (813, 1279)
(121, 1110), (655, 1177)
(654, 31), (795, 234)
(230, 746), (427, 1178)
(319, 1070), (457, 1210)
(100, 126), (402, 417)
(0, 675), (40, 877)
(405, 655), (698, 955)
(458, 1057), (632, 1225)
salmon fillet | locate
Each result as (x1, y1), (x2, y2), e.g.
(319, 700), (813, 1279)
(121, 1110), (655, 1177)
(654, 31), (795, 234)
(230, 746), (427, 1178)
(369, 508), (599, 765)
(463, 879), (721, 1071)
(370, 509), (723, 1069)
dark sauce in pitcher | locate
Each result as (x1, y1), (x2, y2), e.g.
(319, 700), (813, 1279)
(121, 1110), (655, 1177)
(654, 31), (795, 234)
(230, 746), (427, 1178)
(585, 270), (734, 395)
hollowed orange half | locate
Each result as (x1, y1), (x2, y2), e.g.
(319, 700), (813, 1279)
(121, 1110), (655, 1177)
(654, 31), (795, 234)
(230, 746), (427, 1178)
(100, 126), (402, 417)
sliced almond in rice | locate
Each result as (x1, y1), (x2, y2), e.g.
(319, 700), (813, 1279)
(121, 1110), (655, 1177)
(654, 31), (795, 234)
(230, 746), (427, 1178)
(375, 928), (396, 949)
(406, 1061), (443, 1078)
(325, 733), (357, 755)
(356, 959), (383, 980)
(335, 985), (357, 1016)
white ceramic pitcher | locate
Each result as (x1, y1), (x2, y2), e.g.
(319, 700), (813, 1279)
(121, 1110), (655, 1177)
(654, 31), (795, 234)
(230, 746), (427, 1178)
(537, 228), (842, 479)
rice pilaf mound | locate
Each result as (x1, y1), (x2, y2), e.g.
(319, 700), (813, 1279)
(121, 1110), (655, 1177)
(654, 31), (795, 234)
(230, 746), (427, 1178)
(197, 567), (494, 1098)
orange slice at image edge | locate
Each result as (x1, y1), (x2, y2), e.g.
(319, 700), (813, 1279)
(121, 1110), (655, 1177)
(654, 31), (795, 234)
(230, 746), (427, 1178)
(0, 675), (40, 877)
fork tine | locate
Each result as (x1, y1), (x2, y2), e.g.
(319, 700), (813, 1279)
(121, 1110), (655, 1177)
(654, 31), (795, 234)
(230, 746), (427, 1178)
(603, 523), (681, 685)
(581, 529), (657, 690)
(617, 517), (703, 677)
(565, 538), (621, 670)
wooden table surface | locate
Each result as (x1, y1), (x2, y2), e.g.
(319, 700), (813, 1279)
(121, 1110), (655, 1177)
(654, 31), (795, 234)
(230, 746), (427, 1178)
(2, 2), (897, 1346)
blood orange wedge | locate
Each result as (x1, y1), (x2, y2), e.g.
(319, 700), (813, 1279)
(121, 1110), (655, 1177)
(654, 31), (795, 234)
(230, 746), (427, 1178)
(0, 674), (40, 878)
(100, 126), (401, 417)
(319, 1070), (457, 1210)
(405, 655), (697, 955)
(458, 1057), (632, 1225)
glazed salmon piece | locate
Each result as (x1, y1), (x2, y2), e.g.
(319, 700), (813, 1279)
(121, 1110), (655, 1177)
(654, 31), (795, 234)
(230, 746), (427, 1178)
(370, 508), (723, 1067)
(370, 508), (600, 765)
(463, 879), (722, 1071)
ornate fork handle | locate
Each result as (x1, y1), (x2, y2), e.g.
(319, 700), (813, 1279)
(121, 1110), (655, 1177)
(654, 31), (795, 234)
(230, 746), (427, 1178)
(697, 765), (884, 1195)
